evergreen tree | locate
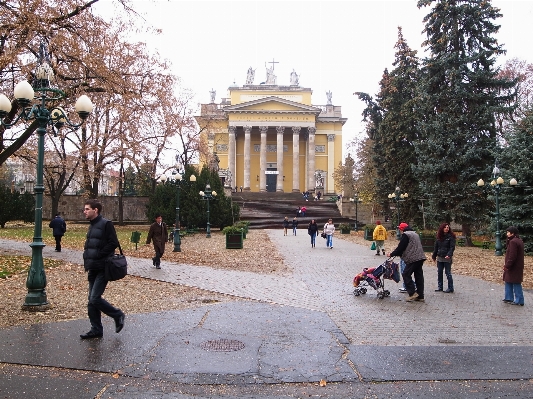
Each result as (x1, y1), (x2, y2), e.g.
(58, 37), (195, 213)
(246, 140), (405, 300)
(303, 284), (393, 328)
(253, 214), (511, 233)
(498, 110), (533, 253)
(414, 0), (516, 241)
(0, 184), (33, 228)
(356, 28), (422, 227)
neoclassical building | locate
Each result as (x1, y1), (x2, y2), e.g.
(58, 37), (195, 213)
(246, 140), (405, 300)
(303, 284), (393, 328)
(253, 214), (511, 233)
(195, 69), (346, 194)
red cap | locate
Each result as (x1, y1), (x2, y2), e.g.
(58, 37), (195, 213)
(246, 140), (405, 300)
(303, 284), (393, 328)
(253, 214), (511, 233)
(398, 222), (409, 231)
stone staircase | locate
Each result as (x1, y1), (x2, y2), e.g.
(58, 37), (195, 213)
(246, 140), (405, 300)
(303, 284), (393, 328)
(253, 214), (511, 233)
(231, 192), (354, 229)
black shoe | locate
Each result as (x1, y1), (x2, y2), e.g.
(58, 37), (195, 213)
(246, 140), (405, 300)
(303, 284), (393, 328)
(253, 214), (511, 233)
(152, 257), (156, 266)
(156, 265), (161, 269)
(375, 253), (380, 256)
(444, 289), (454, 293)
(115, 313), (125, 333)
(80, 331), (103, 339)
(435, 289), (443, 292)
(510, 302), (524, 306)
(502, 299), (513, 303)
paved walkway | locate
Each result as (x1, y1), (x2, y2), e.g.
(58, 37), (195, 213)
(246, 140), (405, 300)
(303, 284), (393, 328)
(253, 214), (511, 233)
(0, 233), (532, 398)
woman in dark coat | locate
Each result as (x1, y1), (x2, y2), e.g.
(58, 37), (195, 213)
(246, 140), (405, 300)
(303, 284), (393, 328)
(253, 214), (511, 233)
(503, 226), (525, 306)
(432, 222), (456, 293)
(308, 219), (319, 248)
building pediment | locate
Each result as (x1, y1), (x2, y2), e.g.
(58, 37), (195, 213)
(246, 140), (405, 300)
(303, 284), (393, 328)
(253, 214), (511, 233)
(224, 96), (321, 115)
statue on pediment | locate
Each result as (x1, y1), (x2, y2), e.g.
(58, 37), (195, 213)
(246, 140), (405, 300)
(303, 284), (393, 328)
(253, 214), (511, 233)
(209, 89), (216, 103)
(245, 67), (255, 85)
(266, 65), (276, 85)
(290, 69), (299, 86)
(326, 90), (333, 105)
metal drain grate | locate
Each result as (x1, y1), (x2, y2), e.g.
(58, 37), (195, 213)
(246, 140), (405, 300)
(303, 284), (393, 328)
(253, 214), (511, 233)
(200, 339), (245, 352)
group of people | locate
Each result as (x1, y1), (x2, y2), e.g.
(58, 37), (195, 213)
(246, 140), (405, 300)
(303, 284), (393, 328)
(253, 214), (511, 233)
(375, 221), (525, 306)
(306, 218), (335, 248)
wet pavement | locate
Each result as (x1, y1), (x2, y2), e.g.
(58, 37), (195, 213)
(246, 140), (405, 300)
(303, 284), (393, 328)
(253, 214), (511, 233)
(0, 231), (532, 398)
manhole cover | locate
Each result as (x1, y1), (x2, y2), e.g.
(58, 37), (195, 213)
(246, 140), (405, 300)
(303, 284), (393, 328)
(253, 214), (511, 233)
(200, 339), (245, 352)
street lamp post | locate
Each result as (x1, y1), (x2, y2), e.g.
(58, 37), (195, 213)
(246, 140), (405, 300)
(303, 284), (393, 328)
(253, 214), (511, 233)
(199, 184), (217, 238)
(349, 194), (362, 231)
(169, 164), (197, 252)
(388, 187), (408, 240)
(477, 163), (517, 256)
(0, 43), (93, 309)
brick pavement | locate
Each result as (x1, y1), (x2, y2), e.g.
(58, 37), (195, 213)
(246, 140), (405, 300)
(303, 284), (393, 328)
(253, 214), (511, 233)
(1, 233), (531, 347)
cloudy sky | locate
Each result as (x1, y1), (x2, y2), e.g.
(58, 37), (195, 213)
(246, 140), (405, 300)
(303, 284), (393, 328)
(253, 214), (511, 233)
(95, 0), (533, 153)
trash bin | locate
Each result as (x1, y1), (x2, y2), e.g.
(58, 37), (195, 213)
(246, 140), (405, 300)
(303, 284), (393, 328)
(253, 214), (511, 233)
(130, 231), (142, 250)
(364, 228), (372, 241)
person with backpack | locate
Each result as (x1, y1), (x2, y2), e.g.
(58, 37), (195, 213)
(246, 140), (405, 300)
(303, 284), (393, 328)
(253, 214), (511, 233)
(372, 220), (387, 256)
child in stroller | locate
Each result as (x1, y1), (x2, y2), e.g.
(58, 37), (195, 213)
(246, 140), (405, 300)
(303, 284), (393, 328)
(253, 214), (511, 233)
(353, 258), (400, 299)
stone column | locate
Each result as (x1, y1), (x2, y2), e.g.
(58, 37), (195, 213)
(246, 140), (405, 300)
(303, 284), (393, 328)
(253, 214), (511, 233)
(327, 133), (335, 193)
(228, 126), (236, 189)
(307, 127), (316, 192)
(276, 126), (284, 192)
(243, 126), (252, 191)
(292, 126), (301, 193)
(259, 126), (268, 192)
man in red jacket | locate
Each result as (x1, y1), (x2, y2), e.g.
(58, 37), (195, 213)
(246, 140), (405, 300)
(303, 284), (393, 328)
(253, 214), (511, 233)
(502, 226), (524, 306)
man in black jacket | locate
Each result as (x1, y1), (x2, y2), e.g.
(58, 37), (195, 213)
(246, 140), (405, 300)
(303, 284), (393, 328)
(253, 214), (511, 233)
(389, 222), (426, 302)
(80, 199), (125, 339)
(49, 213), (66, 252)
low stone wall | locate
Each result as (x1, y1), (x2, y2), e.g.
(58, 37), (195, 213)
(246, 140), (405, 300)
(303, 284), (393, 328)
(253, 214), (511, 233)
(43, 195), (150, 222)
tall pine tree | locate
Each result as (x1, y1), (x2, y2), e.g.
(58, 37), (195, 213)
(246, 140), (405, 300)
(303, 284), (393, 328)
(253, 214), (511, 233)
(414, 0), (516, 241)
(498, 109), (533, 252)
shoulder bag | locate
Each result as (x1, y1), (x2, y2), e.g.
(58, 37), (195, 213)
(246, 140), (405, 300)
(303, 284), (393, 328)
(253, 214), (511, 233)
(105, 242), (128, 281)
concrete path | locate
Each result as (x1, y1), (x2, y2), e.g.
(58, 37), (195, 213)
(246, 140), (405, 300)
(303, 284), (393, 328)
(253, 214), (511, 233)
(0, 232), (532, 398)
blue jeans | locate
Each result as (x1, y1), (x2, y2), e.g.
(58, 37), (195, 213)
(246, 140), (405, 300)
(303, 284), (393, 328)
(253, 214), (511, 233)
(87, 269), (123, 334)
(310, 233), (316, 246)
(437, 261), (453, 291)
(504, 282), (524, 305)
(326, 234), (333, 248)
(293, 226), (297, 235)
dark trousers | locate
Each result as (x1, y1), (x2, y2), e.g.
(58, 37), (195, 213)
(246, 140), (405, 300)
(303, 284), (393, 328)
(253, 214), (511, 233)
(54, 235), (62, 251)
(154, 249), (163, 266)
(402, 259), (425, 298)
(87, 269), (123, 334)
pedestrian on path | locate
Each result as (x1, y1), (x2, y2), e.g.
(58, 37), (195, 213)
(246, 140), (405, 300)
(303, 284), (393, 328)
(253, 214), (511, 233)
(372, 220), (387, 256)
(503, 226), (525, 306)
(323, 218), (335, 249)
(389, 222), (426, 302)
(49, 212), (66, 252)
(81, 199), (125, 339)
(292, 217), (299, 235)
(283, 217), (290, 236)
(146, 214), (168, 269)
(432, 222), (456, 293)
(308, 219), (318, 248)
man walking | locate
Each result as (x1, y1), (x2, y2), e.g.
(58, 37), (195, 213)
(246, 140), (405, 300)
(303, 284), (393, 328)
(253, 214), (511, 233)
(81, 199), (125, 339)
(146, 214), (168, 269)
(389, 222), (426, 302)
(49, 212), (66, 252)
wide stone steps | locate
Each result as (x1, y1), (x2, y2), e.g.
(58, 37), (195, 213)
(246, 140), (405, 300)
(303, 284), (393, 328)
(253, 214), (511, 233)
(231, 192), (353, 229)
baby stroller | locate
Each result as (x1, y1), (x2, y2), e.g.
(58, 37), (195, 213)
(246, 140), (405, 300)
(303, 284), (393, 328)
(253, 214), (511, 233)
(353, 258), (400, 299)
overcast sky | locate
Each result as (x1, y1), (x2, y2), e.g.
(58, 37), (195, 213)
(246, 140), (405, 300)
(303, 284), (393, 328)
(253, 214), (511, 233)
(95, 0), (533, 155)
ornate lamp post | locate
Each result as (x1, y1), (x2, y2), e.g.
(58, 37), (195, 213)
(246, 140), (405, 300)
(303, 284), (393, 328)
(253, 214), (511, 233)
(349, 194), (362, 231)
(199, 184), (217, 238)
(0, 44), (93, 309)
(477, 163), (517, 256)
(388, 187), (408, 240)
(168, 161), (196, 252)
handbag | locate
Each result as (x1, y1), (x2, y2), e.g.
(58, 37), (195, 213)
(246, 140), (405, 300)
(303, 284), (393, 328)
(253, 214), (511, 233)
(321, 232), (327, 239)
(105, 243), (128, 281)
(370, 242), (376, 250)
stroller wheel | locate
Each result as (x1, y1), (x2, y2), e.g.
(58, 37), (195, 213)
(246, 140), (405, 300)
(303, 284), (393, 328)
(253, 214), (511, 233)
(384, 290), (390, 297)
(361, 288), (367, 294)
(353, 289), (360, 296)
(377, 293), (384, 299)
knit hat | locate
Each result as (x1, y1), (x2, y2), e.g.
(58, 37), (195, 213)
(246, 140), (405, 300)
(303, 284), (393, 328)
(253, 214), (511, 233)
(376, 220), (381, 225)
(506, 226), (519, 236)
(398, 222), (409, 231)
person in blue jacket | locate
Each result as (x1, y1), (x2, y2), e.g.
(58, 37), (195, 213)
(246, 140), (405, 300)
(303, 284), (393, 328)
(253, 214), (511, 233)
(49, 213), (66, 252)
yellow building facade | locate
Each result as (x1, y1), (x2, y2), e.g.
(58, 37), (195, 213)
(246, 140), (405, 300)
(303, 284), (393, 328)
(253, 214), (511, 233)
(195, 74), (346, 194)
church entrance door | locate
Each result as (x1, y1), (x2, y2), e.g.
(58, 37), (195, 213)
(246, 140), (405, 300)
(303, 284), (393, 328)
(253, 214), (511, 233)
(266, 168), (277, 192)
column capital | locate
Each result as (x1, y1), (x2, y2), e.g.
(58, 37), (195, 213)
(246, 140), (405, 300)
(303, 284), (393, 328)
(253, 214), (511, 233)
(259, 126), (268, 134)
(228, 126), (236, 135)
(327, 134), (335, 142)
(308, 126), (316, 135)
(276, 126), (285, 134)
(292, 126), (301, 134)
(244, 125), (252, 133)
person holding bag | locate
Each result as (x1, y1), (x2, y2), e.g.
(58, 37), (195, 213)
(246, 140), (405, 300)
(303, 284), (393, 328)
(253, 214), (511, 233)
(308, 219), (319, 248)
(323, 218), (335, 249)
(373, 221), (387, 256)
(80, 199), (125, 339)
(432, 222), (456, 293)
